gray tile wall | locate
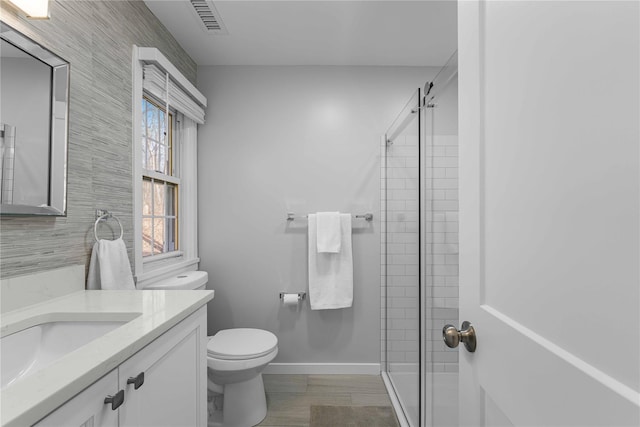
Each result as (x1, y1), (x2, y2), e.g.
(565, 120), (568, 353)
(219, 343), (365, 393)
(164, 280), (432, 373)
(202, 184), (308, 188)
(0, 1), (196, 280)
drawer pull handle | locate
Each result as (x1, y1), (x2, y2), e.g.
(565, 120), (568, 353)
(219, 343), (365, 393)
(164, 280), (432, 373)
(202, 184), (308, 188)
(127, 372), (145, 390)
(104, 390), (125, 410)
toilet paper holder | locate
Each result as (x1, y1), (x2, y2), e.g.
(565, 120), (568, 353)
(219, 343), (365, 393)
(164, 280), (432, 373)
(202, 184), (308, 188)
(279, 292), (306, 301)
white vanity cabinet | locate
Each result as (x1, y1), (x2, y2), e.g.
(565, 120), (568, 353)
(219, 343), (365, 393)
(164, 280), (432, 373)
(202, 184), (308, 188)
(34, 369), (119, 427)
(34, 307), (207, 427)
(118, 305), (207, 427)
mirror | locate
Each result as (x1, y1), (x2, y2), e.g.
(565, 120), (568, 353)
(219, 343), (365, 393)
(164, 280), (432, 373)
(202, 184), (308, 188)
(0, 21), (69, 216)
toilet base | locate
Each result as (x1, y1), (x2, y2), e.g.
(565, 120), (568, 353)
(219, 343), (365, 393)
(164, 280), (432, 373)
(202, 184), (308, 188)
(208, 373), (268, 427)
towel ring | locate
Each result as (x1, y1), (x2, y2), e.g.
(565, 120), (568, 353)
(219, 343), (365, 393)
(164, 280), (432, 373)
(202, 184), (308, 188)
(94, 214), (123, 242)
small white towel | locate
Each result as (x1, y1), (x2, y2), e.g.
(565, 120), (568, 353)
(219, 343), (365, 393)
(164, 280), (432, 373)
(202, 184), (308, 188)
(316, 211), (342, 253)
(87, 238), (135, 290)
(308, 213), (353, 310)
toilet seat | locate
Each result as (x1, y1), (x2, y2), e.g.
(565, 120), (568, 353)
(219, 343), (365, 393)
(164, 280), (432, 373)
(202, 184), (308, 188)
(207, 328), (277, 360)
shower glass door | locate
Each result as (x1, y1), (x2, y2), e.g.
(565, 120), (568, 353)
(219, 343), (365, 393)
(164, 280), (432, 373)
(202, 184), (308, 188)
(422, 55), (459, 427)
(383, 89), (421, 427)
(383, 52), (458, 427)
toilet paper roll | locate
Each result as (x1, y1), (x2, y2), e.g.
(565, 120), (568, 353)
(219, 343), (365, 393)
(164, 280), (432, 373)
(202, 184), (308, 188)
(282, 293), (299, 306)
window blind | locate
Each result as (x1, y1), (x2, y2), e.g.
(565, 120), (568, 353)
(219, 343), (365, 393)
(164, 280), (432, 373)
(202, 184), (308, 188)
(143, 64), (205, 124)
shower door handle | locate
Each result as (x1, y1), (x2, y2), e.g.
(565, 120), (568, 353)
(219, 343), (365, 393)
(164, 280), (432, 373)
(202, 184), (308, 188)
(442, 321), (476, 352)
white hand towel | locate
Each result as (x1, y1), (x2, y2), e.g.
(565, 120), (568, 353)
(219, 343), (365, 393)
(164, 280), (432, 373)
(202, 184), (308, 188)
(316, 211), (342, 253)
(308, 213), (353, 310)
(87, 238), (135, 290)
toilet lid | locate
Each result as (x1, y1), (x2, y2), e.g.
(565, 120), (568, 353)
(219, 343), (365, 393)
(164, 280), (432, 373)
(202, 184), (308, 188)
(207, 328), (278, 360)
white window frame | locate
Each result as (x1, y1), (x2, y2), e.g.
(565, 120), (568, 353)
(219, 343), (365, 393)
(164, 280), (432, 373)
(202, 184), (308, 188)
(132, 46), (205, 288)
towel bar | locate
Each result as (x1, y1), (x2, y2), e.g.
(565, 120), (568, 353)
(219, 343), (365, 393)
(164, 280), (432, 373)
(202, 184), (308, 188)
(287, 212), (373, 222)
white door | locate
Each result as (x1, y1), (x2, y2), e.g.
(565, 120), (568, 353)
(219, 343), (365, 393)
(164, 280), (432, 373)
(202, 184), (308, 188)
(458, 1), (639, 426)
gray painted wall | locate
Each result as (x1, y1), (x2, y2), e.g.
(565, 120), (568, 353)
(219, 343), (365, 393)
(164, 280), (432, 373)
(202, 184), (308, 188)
(0, 1), (196, 279)
(197, 65), (428, 364)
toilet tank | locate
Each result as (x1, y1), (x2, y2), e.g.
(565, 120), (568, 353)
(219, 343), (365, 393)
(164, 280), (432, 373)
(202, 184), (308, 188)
(144, 270), (208, 290)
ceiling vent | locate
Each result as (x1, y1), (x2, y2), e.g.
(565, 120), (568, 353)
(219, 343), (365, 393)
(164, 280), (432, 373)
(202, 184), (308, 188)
(189, 0), (228, 34)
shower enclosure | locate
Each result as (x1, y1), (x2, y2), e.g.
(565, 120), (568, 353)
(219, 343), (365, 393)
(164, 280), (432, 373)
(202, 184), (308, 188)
(0, 124), (16, 204)
(382, 54), (459, 427)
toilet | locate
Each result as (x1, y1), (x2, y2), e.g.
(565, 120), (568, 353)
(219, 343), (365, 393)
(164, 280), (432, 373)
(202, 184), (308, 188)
(145, 271), (278, 427)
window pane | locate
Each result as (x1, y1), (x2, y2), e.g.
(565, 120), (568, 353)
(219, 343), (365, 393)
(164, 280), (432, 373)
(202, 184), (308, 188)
(167, 217), (177, 252)
(145, 140), (155, 171)
(163, 144), (170, 174)
(166, 183), (176, 217)
(142, 98), (172, 175)
(148, 108), (158, 141)
(160, 110), (167, 145)
(142, 218), (153, 257)
(155, 144), (162, 172)
(149, 141), (162, 173)
(141, 137), (147, 170)
(141, 100), (147, 137)
(142, 178), (152, 215)
(144, 141), (170, 175)
(153, 180), (165, 216)
(153, 218), (165, 255)
(156, 143), (166, 174)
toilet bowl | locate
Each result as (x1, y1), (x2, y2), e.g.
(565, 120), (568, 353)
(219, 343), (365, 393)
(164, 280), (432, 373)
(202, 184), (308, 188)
(145, 271), (278, 427)
(207, 328), (278, 427)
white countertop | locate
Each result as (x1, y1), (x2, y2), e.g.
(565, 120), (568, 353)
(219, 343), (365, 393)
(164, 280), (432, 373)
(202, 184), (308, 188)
(0, 289), (214, 426)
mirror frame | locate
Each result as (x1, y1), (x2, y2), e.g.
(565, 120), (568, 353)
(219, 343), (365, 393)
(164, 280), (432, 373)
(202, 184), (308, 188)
(0, 21), (70, 216)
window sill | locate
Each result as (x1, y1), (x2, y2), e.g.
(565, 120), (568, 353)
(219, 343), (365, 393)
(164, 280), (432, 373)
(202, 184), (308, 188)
(135, 256), (200, 289)
(144, 250), (184, 264)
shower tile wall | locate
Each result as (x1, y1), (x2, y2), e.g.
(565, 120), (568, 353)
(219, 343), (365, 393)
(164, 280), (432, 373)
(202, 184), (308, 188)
(425, 133), (459, 373)
(381, 133), (420, 372)
(381, 131), (459, 373)
(0, 125), (16, 204)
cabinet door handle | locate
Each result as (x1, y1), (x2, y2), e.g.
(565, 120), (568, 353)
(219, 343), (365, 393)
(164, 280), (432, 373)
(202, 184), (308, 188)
(104, 390), (125, 410)
(127, 372), (145, 390)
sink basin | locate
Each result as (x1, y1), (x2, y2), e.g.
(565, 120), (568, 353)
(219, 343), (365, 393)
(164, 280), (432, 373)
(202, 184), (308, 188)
(1, 320), (129, 389)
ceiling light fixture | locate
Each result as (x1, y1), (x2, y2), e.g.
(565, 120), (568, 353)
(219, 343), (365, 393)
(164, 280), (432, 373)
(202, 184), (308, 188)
(6, 0), (50, 19)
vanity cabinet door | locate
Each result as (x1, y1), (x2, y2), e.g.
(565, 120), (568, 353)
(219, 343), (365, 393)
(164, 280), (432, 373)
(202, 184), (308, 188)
(118, 306), (207, 427)
(34, 369), (119, 427)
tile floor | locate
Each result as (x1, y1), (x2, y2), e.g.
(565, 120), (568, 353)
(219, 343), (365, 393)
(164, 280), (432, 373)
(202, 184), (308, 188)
(257, 374), (399, 426)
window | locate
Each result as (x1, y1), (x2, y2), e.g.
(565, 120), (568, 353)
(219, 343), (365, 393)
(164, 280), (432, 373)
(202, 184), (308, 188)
(132, 46), (206, 287)
(141, 97), (178, 257)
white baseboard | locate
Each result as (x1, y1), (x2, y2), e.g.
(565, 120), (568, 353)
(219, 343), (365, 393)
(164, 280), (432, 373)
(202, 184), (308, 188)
(263, 363), (381, 375)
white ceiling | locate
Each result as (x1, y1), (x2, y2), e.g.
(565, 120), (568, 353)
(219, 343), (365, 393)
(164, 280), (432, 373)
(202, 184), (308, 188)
(143, 0), (457, 66)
